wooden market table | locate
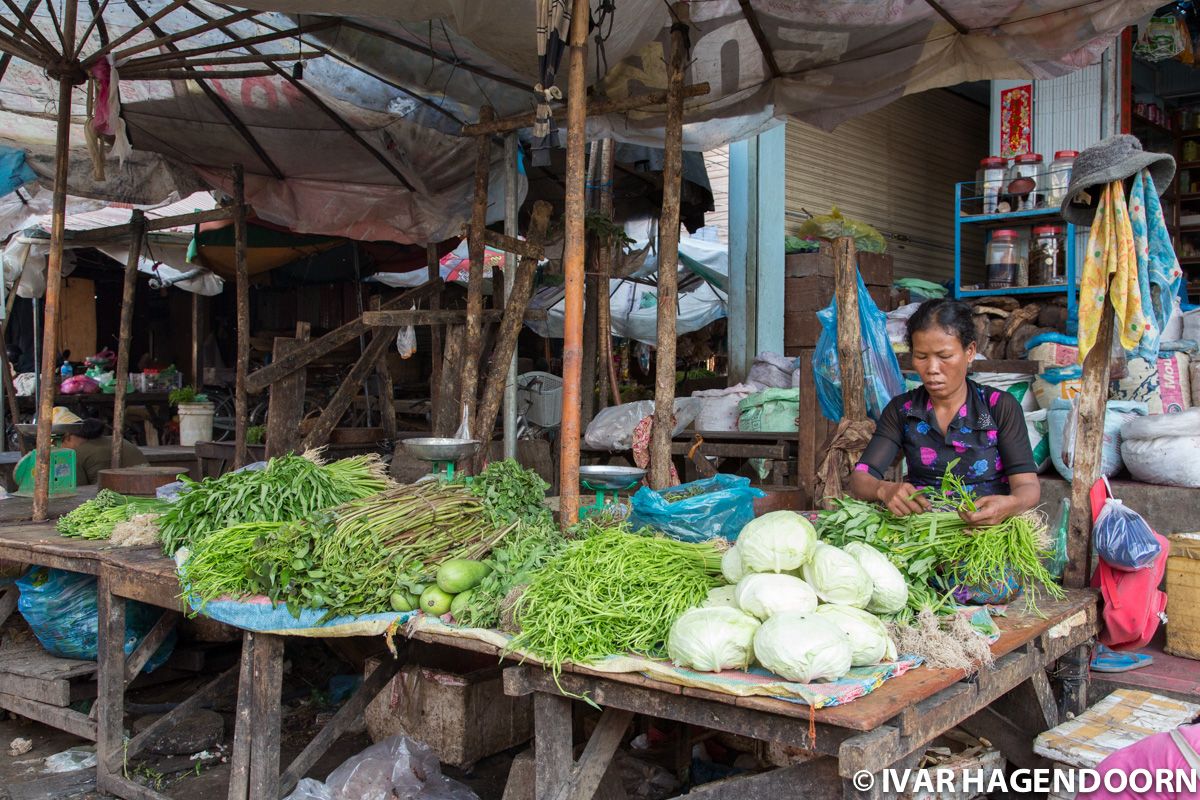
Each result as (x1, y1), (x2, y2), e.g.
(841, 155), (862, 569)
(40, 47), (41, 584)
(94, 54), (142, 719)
(0, 521), (1099, 800)
(580, 430), (799, 485)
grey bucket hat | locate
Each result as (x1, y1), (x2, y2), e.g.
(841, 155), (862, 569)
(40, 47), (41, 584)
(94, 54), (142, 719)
(1061, 134), (1175, 226)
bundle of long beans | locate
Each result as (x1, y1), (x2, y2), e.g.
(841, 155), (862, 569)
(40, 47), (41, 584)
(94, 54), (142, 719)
(58, 490), (168, 540)
(158, 452), (392, 555)
(509, 526), (724, 679)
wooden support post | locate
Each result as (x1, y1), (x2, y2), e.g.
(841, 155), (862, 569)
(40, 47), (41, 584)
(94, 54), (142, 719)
(535, 692), (574, 800)
(1064, 301), (1115, 588)
(596, 139), (616, 411)
(95, 580), (126, 789)
(226, 631), (256, 800)
(832, 236), (866, 422)
(265, 322), (311, 458)
(247, 634), (284, 800)
(372, 296), (397, 440)
(191, 291), (205, 386)
(649, 5), (688, 490)
(558, 0), (589, 525)
(461, 106), (494, 436)
(434, 325), (465, 437)
(473, 201), (553, 471)
(427, 244), (443, 412)
(301, 324), (397, 450)
(32, 0), (77, 521)
(111, 210), (146, 468)
(580, 144), (602, 428)
(232, 165), (250, 469)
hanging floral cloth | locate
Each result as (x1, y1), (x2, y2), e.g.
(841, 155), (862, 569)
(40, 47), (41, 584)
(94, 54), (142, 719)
(1127, 168), (1184, 360)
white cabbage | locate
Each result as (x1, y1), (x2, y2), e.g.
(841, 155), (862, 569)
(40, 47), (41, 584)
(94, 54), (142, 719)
(736, 511), (818, 573)
(734, 573), (818, 620)
(702, 585), (738, 608)
(753, 612), (853, 682)
(813, 604), (897, 666)
(801, 543), (874, 608)
(721, 546), (746, 584)
(842, 542), (909, 615)
(667, 607), (760, 672)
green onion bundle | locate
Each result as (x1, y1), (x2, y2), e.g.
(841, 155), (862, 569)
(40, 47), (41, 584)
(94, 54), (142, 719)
(58, 490), (168, 540)
(509, 526), (724, 678)
(157, 452), (392, 555)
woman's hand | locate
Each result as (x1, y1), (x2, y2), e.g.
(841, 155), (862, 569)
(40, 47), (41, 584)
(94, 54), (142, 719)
(958, 495), (1018, 528)
(877, 481), (931, 517)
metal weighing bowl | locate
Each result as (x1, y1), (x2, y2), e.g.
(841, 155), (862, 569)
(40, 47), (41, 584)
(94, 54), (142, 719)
(402, 437), (480, 462)
(16, 422), (85, 438)
(579, 465), (646, 490)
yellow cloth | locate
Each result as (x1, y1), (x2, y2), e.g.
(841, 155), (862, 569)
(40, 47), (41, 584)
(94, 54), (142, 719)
(51, 407), (82, 425)
(1077, 181), (1148, 364)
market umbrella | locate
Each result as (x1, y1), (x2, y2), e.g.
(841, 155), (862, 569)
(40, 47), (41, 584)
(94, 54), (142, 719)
(186, 216), (342, 279)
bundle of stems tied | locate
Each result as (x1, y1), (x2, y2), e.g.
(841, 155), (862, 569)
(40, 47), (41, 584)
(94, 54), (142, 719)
(820, 460), (1063, 618)
(57, 490), (167, 540)
(184, 481), (506, 621)
(158, 451), (392, 555)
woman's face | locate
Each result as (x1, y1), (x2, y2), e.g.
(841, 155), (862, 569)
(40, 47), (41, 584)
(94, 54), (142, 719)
(910, 326), (976, 402)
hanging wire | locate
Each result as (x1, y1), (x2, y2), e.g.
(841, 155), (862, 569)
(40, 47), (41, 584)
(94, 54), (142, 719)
(592, 0), (616, 87)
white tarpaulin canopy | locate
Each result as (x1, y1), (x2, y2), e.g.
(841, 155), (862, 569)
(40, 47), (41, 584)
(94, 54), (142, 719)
(0, 0), (1160, 244)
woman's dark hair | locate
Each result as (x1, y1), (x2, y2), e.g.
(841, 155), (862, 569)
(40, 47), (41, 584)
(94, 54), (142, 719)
(77, 418), (105, 440)
(906, 298), (976, 349)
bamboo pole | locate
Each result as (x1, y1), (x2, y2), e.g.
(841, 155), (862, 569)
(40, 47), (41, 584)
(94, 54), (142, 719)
(111, 210), (146, 469)
(596, 138), (616, 410)
(649, 5), (688, 490)
(832, 236), (866, 421)
(31, 0), (76, 522)
(460, 106), (493, 435)
(427, 243), (442, 412)
(232, 165), (250, 469)
(1064, 301), (1115, 589)
(558, 0), (589, 525)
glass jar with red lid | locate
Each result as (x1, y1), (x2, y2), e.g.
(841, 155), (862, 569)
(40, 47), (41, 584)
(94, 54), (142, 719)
(986, 229), (1021, 288)
(1007, 153), (1044, 210)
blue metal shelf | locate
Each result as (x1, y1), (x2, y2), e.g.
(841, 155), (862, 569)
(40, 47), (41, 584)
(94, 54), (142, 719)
(954, 181), (1079, 335)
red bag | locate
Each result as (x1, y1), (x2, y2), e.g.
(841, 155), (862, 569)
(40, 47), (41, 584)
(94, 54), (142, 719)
(1088, 479), (1169, 650)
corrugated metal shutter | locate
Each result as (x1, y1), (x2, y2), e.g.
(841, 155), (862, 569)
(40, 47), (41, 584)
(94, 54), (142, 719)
(702, 145), (729, 242)
(784, 89), (988, 284)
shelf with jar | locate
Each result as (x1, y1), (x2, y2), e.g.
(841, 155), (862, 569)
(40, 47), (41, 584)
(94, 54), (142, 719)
(953, 171), (1079, 334)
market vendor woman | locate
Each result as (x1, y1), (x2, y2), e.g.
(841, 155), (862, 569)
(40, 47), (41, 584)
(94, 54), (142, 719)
(849, 299), (1039, 526)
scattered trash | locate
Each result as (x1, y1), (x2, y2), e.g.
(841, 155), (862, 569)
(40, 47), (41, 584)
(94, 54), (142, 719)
(43, 747), (96, 773)
(282, 736), (478, 800)
(8, 737), (32, 756)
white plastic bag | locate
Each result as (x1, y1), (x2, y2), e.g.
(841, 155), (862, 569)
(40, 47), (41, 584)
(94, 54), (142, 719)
(1120, 408), (1200, 488)
(283, 736), (479, 800)
(395, 304), (417, 359)
(692, 384), (754, 432)
(583, 398), (700, 451)
(747, 352), (797, 390)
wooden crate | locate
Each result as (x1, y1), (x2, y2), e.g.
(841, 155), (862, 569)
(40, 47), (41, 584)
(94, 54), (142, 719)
(1166, 533), (1200, 660)
(785, 246), (893, 287)
(364, 644), (533, 769)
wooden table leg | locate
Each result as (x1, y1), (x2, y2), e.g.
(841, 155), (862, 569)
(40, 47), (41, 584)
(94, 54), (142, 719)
(0, 585), (17, 628)
(95, 577), (127, 794)
(1056, 642), (1091, 719)
(227, 631), (258, 800)
(534, 692), (573, 800)
(248, 633), (284, 800)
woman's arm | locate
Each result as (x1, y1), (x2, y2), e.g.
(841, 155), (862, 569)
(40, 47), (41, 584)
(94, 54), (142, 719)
(847, 397), (931, 516)
(959, 472), (1039, 527)
(849, 469), (931, 516)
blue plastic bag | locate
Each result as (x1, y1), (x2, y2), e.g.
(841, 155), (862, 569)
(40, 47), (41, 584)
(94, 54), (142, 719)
(16, 567), (176, 669)
(627, 475), (765, 543)
(1093, 498), (1161, 571)
(812, 271), (904, 422)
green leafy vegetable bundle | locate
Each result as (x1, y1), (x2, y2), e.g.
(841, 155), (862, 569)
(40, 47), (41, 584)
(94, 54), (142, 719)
(509, 525), (724, 677)
(158, 452), (392, 555)
(57, 490), (167, 540)
(453, 518), (566, 630)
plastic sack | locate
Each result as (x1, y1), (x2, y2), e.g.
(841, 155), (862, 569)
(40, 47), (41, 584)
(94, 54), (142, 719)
(796, 207), (886, 254)
(583, 398), (700, 451)
(812, 270), (904, 422)
(627, 475), (765, 543)
(1032, 365), (1083, 410)
(692, 384), (754, 432)
(395, 305), (417, 359)
(1120, 407), (1200, 488)
(1135, 15), (1185, 62)
(974, 372), (1037, 412)
(60, 375), (100, 395)
(738, 388), (799, 432)
(1025, 409), (1050, 473)
(746, 352), (796, 389)
(1047, 399), (1146, 482)
(1093, 497), (1161, 571)
(282, 736), (479, 800)
(16, 567), (176, 669)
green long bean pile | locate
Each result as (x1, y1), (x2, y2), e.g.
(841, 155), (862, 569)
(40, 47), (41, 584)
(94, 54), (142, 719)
(158, 453), (392, 555)
(57, 490), (167, 540)
(509, 526), (724, 678)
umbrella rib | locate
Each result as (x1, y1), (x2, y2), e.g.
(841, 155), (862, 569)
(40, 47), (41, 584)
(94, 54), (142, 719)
(122, 19), (338, 71)
(39, 0), (67, 54)
(0, 31), (51, 68)
(123, 0), (287, 182)
(737, 0), (781, 79)
(83, 0), (192, 67)
(206, 2), (466, 128)
(921, 0), (970, 34)
(181, 2), (417, 192)
(1, 0), (57, 57)
(0, 0), (46, 79)
(113, 8), (259, 62)
(74, 0), (112, 59)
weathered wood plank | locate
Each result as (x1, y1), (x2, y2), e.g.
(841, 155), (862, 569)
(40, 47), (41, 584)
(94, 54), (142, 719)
(111, 210), (146, 468)
(433, 325), (466, 437)
(123, 611), (180, 682)
(120, 664), (238, 768)
(0, 691), (97, 739)
(534, 692), (573, 800)
(6, 767), (96, 800)
(481, 228), (545, 260)
(362, 308), (546, 326)
(248, 633), (284, 800)
(673, 758), (842, 800)
(96, 770), (174, 800)
(233, 166), (250, 469)
(0, 671), (71, 706)
(95, 582), (126, 777)
(301, 328), (396, 450)
(553, 707), (633, 800)
(370, 297), (397, 442)
(226, 631), (257, 800)
(832, 237), (865, 423)
(460, 106), (494, 433)
(265, 322), (312, 458)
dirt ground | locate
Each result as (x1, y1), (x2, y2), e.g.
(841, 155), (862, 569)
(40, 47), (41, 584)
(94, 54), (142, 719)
(0, 614), (514, 800)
